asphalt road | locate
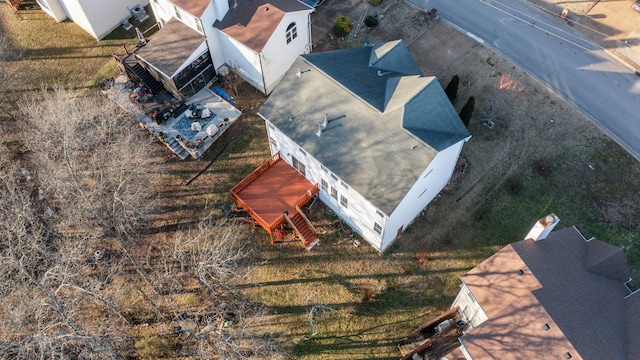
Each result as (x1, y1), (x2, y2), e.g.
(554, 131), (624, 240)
(409, 0), (640, 161)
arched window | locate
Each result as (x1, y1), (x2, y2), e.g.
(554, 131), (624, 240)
(286, 22), (297, 44)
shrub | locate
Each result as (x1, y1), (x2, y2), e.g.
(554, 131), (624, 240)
(364, 15), (379, 28)
(368, 0), (383, 5)
(459, 96), (475, 127)
(507, 177), (525, 195)
(333, 16), (352, 37)
(445, 75), (460, 102)
(533, 158), (553, 177)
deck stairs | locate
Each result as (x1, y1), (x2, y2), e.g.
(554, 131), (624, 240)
(163, 135), (189, 160)
(129, 63), (164, 95)
(119, 54), (164, 95)
(285, 208), (318, 250)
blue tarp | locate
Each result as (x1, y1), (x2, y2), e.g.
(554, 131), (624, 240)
(213, 86), (235, 104)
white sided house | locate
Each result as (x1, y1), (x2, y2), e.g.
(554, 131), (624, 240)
(36, 0), (150, 39)
(258, 40), (471, 252)
(141, 0), (313, 98)
(447, 215), (640, 360)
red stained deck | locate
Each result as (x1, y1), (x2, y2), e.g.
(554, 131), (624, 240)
(231, 153), (318, 240)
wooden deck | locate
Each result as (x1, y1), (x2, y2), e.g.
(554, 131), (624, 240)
(398, 307), (465, 360)
(231, 153), (318, 245)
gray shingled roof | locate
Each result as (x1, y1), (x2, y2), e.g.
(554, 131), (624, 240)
(135, 19), (206, 77)
(460, 226), (638, 359)
(258, 41), (469, 214)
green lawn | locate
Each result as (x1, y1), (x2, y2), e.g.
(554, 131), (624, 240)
(0, 3), (157, 92)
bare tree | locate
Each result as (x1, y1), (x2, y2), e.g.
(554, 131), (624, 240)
(21, 87), (157, 240)
(0, 146), (128, 359)
(171, 216), (250, 295)
(10, 88), (282, 359)
(152, 216), (287, 359)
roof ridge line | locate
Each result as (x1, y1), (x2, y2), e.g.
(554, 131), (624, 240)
(301, 56), (384, 113)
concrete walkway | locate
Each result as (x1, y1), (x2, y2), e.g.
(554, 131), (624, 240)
(579, 0), (640, 69)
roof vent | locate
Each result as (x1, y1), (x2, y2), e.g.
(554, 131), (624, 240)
(517, 269), (524, 276)
(265, 6), (269, 11)
(316, 123), (323, 138)
(321, 114), (328, 130)
(542, 323), (550, 331)
(296, 68), (311, 77)
(564, 353), (572, 359)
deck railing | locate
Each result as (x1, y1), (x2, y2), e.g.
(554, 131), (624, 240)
(230, 152), (281, 195)
(230, 152), (283, 238)
(229, 153), (319, 245)
(230, 193), (271, 232)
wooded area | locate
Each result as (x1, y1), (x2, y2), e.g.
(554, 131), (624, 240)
(0, 30), (284, 359)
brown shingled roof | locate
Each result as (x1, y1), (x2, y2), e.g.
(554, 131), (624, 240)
(172, 0), (210, 18)
(460, 293), (580, 360)
(135, 19), (206, 77)
(460, 226), (637, 359)
(214, 0), (311, 52)
(461, 244), (542, 318)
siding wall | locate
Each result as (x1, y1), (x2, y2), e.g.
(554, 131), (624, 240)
(381, 140), (465, 251)
(260, 10), (312, 94)
(451, 283), (489, 329)
(40, 0), (149, 39)
(265, 120), (387, 250)
(218, 33), (264, 92)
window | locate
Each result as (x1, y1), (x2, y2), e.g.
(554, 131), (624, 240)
(340, 195), (348, 208)
(340, 181), (348, 189)
(268, 123), (275, 130)
(376, 210), (384, 218)
(174, 4), (182, 19)
(321, 165), (328, 173)
(330, 174), (338, 181)
(321, 179), (328, 192)
(467, 291), (477, 304)
(331, 187), (338, 200)
(196, 19), (203, 33)
(292, 156), (306, 176)
(299, 148), (306, 156)
(374, 222), (382, 234)
(269, 137), (278, 148)
(286, 22), (297, 44)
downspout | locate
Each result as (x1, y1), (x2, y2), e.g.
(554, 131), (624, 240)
(258, 50), (267, 94)
(307, 11), (313, 53)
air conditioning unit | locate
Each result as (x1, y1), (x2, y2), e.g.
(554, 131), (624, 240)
(130, 5), (149, 23)
(435, 319), (454, 333)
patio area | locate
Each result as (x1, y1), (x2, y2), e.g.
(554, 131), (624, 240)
(111, 76), (241, 160)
